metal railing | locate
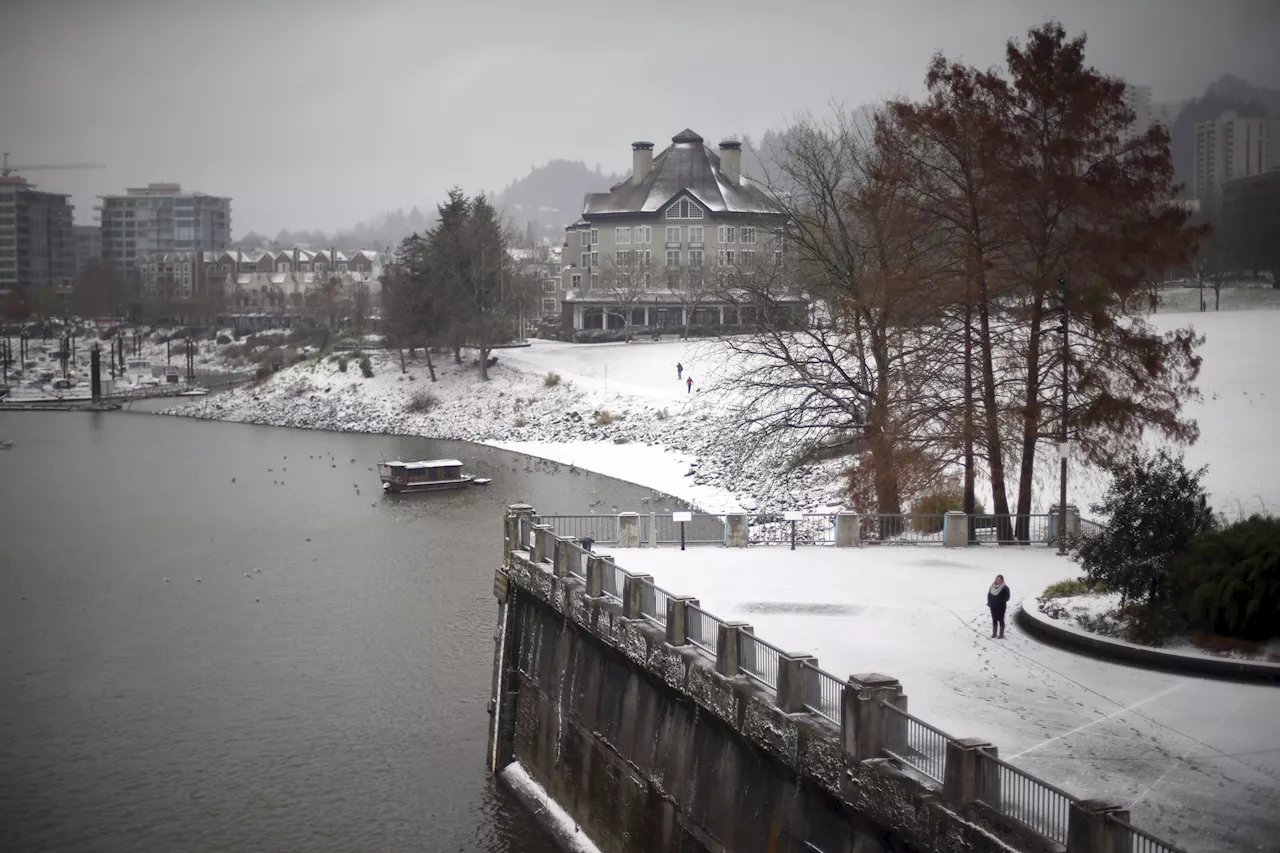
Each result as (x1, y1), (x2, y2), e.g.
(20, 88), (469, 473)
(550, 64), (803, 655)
(970, 514), (1052, 545)
(881, 701), (952, 784)
(738, 631), (783, 690)
(801, 661), (842, 725)
(977, 748), (1072, 845)
(645, 513), (727, 545)
(1105, 814), (1189, 853)
(747, 513), (838, 546)
(606, 563), (628, 603)
(535, 514), (619, 544)
(565, 540), (588, 580)
(859, 514), (947, 545)
(640, 580), (673, 628)
(518, 517), (532, 551)
(686, 603), (722, 656)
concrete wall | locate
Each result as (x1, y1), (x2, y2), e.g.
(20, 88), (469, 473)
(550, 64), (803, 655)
(488, 539), (1058, 853)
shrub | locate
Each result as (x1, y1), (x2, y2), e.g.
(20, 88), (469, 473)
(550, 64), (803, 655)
(253, 365), (271, 382)
(911, 483), (986, 534)
(514, 416), (528, 428)
(1041, 578), (1090, 599)
(100, 327), (118, 340)
(1074, 448), (1214, 610)
(359, 356), (373, 378)
(405, 389), (438, 413)
(1175, 514), (1280, 641)
(544, 371), (561, 387)
(337, 356), (349, 373)
(593, 410), (613, 426)
(216, 334), (231, 345)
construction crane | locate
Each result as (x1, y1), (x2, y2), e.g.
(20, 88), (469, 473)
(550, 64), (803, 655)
(1, 152), (106, 178)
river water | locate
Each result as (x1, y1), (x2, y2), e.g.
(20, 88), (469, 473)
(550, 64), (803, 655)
(0, 410), (672, 852)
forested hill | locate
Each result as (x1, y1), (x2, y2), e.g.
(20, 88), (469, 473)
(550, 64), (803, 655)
(495, 159), (624, 244)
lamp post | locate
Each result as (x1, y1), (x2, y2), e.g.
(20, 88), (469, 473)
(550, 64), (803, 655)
(1057, 271), (1070, 556)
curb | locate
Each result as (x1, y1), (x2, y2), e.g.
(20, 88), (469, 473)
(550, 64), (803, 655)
(1016, 598), (1280, 684)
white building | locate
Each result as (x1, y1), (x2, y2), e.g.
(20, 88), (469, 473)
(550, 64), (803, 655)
(1193, 111), (1280, 204)
(1120, 83), (1153, 144)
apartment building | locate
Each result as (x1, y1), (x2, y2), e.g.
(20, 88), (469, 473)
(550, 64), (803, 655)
(74, 224), (102, 274)
(1222, 170), (1280, 279)
(1120, 83), (1153, 144)
(559, 129), (788, 334)
(98, 182), (231, 278)
(1193, 111), (1279, 206)
(0, 175), (76, 294)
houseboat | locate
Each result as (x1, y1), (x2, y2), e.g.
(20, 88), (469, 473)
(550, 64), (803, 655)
(376, 459), (490, 493)
(164, 366), (182, 384)
(125, 358), (159, 386)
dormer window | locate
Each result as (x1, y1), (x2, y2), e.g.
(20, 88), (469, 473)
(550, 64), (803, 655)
(665, 198), (703, 219)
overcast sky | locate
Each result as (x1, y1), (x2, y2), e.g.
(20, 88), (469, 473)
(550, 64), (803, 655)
(3, 0), (1276, 236)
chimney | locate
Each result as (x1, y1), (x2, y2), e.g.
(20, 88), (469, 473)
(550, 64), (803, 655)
(719, 140), (742, 186)
(632, 142), (654, 183)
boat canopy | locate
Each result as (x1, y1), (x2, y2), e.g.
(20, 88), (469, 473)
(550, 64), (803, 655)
(386, 459), (463, 469)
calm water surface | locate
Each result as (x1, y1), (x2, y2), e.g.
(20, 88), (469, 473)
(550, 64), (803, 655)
(0, 410), (673, 852)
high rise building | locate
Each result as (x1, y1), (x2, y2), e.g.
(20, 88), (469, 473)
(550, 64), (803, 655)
(0, 175), (76, 293)
(1121, 83), (1153, 143)
(74, 224), (102, 274)
(96, 182), (231, 278)
(1193, 111), (1277, 206)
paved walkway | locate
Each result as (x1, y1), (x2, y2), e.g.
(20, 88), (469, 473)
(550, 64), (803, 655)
(599, 545), (1280, 853)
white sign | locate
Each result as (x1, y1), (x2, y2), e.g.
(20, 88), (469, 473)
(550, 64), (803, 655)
(1058, 442), (1072, 460)
(672, 511), (693, 522)
(783, 511), (804, 521)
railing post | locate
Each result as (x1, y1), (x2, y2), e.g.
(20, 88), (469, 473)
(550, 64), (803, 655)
(847, 673), (905, 761)
(648, 512), (658, 547)
(1067, 799), (1129, 853)
(585, 554), (610, 598)
(617, 511), (640, 547)
(974, 746), (1001, 806)
(776, 653), (816, 713)
(553, 537), (577, 578)
(715, 621), (750, 676)
(725, 513), (748, 547)
(506, 503), (535, 555)
(835, 511), (860, 547)
(531, 523), (553, 563)
(1065, 503), (1081, 537)
(665, 595), (698, 646)
(944, 738), (996, 808)
(1049, 504), (1064, 543)
(943, 511), (968, 548)
(621, 573), (653, 619)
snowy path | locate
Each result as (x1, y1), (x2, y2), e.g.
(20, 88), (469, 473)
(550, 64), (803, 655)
(598, 545), (1280, 853)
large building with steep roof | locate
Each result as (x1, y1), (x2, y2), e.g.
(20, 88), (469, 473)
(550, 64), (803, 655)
(558, 129), (788, 336)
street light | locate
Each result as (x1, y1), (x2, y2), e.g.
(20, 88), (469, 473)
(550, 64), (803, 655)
(1057, 271), (1070, 556)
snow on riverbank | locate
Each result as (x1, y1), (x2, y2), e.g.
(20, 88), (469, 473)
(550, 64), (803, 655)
(164, 308), (1280, 518)
(166, 338), (849, 513)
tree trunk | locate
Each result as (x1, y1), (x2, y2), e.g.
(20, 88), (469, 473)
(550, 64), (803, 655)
(868, 340), (900, 520)
(1014, 298), (1045, 543)
(976, 272), (1013, 539)
(452, 345), (462, 365)
(479, 345), (491, 380)
(398, 348), (406, 374)
(963, 295), (977, 542)
(424, 347), (437, 382)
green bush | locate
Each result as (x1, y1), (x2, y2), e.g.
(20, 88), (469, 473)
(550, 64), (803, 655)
(1175, 514), (1280, 641)
(593, 410), (613, 425)
(216, 334), (231, 345)
(544, 371), (561, 387)
(337, 356), (349, 372)
(1075, 448), (1214, 611)
(359, 356), (373, 378)
(405, 389), (438, 413)
(911, 484), (985, 534)
(1041, 578), (1090, 599)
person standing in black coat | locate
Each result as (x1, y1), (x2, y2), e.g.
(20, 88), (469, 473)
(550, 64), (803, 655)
(987, 574), (1010, 638)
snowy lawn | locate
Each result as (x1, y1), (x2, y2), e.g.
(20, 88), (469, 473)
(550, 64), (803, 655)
(598, 544), (1280, 853)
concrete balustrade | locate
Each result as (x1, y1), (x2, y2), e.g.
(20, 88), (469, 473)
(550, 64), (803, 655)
(1049, 503), (1081, 540)
(775, 653), (817, 713)
(531, 524), (554, 563)
(725, 513), (748, 547)
(552, 536), (578, 579)
(1067, 800), (1130, 853)
(664, 595), (699, 646)
(943, 511), (968, 548)
(617, 511), (641, 547)
(843, 673), (907, 761)
(621, 572), (653, 619)
(585, 554), (609, 597)
(835, 511), (860, 547)
(714, 621), (751, 677)
(944, 738), (998, 808)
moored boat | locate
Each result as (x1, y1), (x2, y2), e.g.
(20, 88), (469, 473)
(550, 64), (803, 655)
(377, 459), (483, 493)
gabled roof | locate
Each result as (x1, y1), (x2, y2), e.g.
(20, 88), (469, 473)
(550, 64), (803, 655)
(582, 129), (782, 218)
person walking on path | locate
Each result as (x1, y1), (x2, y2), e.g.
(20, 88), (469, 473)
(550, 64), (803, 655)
(676, 362), (683, 380)
(987, 574), (1010, 638)
(686, 376), (693, 393)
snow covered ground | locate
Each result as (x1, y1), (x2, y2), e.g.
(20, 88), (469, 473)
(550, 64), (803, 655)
(166, 309), (1280, 520)
(596, 545), (1280, 853)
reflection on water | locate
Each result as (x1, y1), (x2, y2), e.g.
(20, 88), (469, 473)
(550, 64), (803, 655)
(0, 411), (676, 852)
